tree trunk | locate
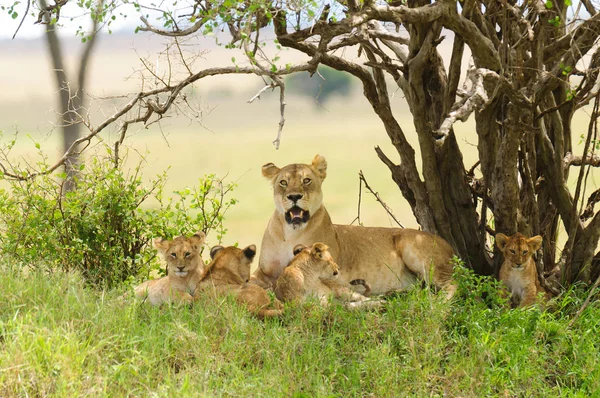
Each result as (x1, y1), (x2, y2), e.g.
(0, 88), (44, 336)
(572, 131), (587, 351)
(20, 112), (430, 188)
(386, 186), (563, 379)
(40, 0), (101, 193)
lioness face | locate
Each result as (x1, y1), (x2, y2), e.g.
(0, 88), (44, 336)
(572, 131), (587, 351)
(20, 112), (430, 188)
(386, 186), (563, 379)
(262, 155), (327, 230)
(154, 232), (206, 277)
(496, 233), (542, 270)
(209, 244), (257, 283)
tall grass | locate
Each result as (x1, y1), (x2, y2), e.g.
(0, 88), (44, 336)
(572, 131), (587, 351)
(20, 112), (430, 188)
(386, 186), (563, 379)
(1, 266), (599, 396)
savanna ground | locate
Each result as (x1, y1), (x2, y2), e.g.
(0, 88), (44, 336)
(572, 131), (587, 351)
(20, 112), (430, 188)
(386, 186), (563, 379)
(0, 33), (600, 396)
(2, 264), (600, 396)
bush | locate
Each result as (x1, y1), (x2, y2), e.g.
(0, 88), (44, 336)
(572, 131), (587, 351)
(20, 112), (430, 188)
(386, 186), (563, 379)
(0, 146), (237, 288)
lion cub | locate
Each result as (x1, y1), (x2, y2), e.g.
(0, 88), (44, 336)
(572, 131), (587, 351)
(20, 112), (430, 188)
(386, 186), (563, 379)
(274, 242), (382, 309)
(197, 244), (284, 319)
(134, 232), (206, 306)
(496, 233), (546, 307)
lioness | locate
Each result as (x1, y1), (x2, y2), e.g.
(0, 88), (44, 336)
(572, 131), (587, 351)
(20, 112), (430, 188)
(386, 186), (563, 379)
(274, 242), (383, 309)
(496, 233), (547, 307)
(198, 244), (284, 319)
(134, 231), (206, 306)
(253, 155), (456, 298)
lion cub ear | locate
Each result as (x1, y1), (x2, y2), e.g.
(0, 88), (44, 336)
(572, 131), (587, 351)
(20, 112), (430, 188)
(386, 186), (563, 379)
(495, 233), (509, 252)
(153, 237), (169, 254)
(310, 242), (329, 259)
(527, 235), (543, 252)
(190, 231), (206, 249)
(293, 244), (307, 256)
(210, 245), (224, 259)
(311, 154), (327, 180)
(243, 244), (257, 260)
(262, 162), (281, 180)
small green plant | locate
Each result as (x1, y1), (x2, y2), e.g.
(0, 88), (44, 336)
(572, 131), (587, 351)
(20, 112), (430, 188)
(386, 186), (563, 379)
(0, 144), (237, 288)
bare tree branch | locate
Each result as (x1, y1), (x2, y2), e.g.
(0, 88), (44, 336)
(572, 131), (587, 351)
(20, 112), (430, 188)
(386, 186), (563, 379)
(359, 170), (405, 228)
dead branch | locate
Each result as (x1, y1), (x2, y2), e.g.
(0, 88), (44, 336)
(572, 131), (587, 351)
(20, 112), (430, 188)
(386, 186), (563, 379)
(247, 83), (277, 103)
(351, 170), (364, 226)
(359, 170), (404, 228)
(568, 272), (600, 328)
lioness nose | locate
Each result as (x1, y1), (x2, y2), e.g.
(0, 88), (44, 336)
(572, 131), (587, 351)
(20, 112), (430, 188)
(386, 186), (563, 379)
(333, 270), (338, 276)
(287, 194), (303, 202)
(178, 266), (184, 271)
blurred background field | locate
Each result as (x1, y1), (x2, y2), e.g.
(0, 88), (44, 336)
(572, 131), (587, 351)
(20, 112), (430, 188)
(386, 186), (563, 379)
(0, 31), (426, 253)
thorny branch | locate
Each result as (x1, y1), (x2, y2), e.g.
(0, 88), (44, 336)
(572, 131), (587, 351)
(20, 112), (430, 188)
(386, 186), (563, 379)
(358, 170), (405, 228)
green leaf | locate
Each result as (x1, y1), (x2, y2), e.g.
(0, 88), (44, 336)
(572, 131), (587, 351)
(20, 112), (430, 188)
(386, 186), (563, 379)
(545, 0), (553, 8)
(231, 56), (236, 63)
(11, 11), (17, 19)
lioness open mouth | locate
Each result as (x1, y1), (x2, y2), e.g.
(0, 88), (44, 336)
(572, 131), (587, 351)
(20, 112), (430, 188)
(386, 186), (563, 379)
(285, 206), (310, 225)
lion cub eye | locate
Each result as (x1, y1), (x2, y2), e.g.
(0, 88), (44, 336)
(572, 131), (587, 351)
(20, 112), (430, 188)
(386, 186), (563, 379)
(184, 252), (191, 258)
(522, 250), (528, 255)
(279, 180), (288, 187)
(170, 252), (177, 258)
(509, 249), (515, 254)
(303, 178), (312, 185)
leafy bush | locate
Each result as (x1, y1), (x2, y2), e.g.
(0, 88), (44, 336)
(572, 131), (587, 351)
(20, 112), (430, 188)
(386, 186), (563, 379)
(0, 146), (237, 288)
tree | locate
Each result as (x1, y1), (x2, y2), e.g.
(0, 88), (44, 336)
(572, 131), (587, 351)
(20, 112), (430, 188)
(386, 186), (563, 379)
(11, 0), (600, 287)
(13, 0), (104, 192)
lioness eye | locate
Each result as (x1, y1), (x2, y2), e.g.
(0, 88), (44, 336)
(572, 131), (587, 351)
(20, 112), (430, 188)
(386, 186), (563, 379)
(185, 252), (191, 258)
(170, 252), (177, 258)
(279, 180), (288, 187)
(523, 250), (528, 255)
(509, 249), (515, 254)
(303, 178), (312, 185)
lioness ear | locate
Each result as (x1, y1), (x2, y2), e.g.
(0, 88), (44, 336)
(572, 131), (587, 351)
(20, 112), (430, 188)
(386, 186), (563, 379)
(153, 238), (169, 253)
(528, 235), (543, 252)
(311, 242), (329, 259)
(311, 155), (327, 180)
(495, 233), (509, 252)
(190, 231), (206, 249)
(293, 244), (307, 256)
(210, 245), (224, 259)
(243, 244), (257, 260)
(262, 162), (281, 180)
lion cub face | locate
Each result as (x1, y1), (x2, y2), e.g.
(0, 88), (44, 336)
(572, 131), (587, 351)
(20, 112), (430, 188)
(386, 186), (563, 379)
(261, 155), (328, 230)
(208, 244), (257, 283)
(496, 233), (542, 270)
(154, 232), (205, 277)
(292, 242), (339, 280)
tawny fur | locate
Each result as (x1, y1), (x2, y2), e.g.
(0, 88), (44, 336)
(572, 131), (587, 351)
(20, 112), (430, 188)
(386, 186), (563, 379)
(496, 233), (547, 308)
(274, 243), (383, 309)
(134, 232), (206, 306)
(197, 245), (284, 319)
(253, 155), (457, 299)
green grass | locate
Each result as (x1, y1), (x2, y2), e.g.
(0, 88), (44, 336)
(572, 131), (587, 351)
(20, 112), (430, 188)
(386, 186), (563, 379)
(1, 266), (599, 397)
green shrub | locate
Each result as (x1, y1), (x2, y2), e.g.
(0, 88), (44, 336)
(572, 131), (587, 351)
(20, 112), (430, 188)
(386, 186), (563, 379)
(0, 146), (237, 288)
